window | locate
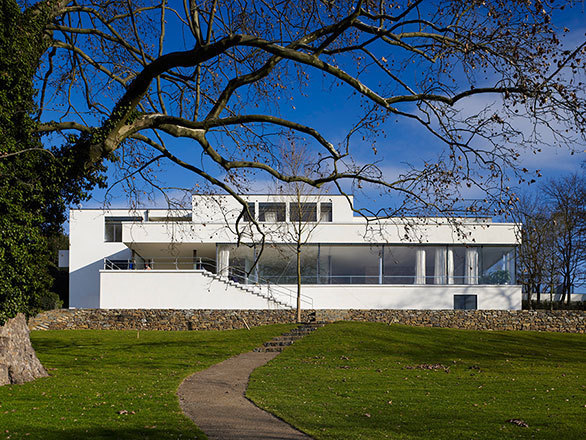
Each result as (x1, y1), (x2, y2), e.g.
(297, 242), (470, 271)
(319, 245), (380, 284)
(290, 202), (317, 222)
(479, 246), (515, 284)
(258, 203), (285, 222)
(104, 216), (142, 242)
(451, 247), (467, 284)
(242, 202), (256, 222)
(383, 246), (417, 284)
(148, 216), (191, 222)
(454, 294), (477, 310)
(105, 221), (122, 242)
(320, 203), (333, 222)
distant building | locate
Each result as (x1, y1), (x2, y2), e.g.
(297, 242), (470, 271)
(66, 194), (520, 310)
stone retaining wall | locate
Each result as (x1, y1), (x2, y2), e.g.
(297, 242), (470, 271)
(28, 309), (585, 333)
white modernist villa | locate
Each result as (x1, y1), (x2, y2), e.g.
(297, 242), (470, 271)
(65, 194), (521, 310)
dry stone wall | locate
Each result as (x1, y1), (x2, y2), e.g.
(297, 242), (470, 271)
(28, 309), (585, 333)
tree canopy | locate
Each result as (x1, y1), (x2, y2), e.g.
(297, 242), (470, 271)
(31, 0), (584, 212)
(0, 0), (585, 320)
(0, 0), (105, 323)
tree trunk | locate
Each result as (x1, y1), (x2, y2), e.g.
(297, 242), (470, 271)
(536, 284), (541, 304)
(0, 314), (48, 386)
(296, 244), (302, 324)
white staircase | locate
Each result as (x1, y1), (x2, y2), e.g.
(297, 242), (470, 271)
(200, 269), (294, 309)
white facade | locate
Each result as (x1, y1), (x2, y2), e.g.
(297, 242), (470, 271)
(68, 195), (522, 310)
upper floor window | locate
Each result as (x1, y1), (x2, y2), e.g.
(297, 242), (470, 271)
(242, 202), (256, 222)
(320, 203), (333, 222)
(104, 216), (142, 242)
(148, 215), (191, 222)
(290, 202), (317, 222)
(259, 203), (286, 222)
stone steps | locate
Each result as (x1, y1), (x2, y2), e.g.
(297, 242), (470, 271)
(254, 322), (326, 353)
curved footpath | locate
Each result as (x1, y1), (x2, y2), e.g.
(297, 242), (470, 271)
(177, 324), (323, 440)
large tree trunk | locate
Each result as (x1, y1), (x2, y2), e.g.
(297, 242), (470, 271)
(0, 314), (48, 386)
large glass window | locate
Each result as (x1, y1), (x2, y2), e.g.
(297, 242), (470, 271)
(258, 203), (285, 222)
(426, 246), (451, 285)
(383, 246), (416, 284)
(319, 245), (380, 284)
(228, 243), (516, 286)
(479, 246), (515, 284)
(452, 247), (467, 284)
(230, 244), (319, 284)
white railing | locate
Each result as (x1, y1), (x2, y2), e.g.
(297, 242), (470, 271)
(103, 257), (215, 272)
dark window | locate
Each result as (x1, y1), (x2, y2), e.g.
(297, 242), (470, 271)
(258, 203), (285, 222)
(148, 216), (191, 222)
(290, 202), (317, 222)
(320, 203), (332, 222)
(454, 294), (477, 310)
(242, 202), (256, 222)
(104, 216), (142, 242)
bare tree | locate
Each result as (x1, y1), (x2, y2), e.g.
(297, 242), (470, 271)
(273, 145), (326, 322)
(514, 174), (585, 307)
(543, 174), (585, 304)
(2, 0), (585, 381)
(514, 194), (551, 305)
(23, 0), (583, 225)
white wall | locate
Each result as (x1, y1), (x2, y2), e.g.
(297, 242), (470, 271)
(287, 284), (522, 310)
(99, 270), (521, 310)
(99, 270), (284, 309)
(69, 210), (132, 308)
(124, 218), (518, 246)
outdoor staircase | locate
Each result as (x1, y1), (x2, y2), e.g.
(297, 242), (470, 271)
(200, 270), (292, 309)
(254, 322), (326, 352)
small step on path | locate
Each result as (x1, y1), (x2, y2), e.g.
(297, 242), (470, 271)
(178, 322), (326, 439)
(253, 322), (327, 352)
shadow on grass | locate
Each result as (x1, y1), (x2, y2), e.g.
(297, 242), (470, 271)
(1, 426), (204, 440)
(294, 322), (585, 365)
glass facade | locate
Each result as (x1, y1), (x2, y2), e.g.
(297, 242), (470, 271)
(319, 245), (381, 284)
(383, 246), (417, 284)
(227, 244), (516, 286)
(479, 246), (516, 284)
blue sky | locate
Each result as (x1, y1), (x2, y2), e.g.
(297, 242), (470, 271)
(61, 1), (585, 216)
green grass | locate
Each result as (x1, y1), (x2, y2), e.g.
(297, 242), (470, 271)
(247, 322), (586, 440)
(0, 325), (293, 439)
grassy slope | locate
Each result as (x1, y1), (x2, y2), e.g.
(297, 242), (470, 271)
(247, 322), (585, 440)
(0, 325), (293, 440)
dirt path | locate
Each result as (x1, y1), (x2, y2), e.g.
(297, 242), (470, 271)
(178, 351), (312, 440)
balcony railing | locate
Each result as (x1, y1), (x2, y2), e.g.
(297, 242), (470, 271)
(103, 258), (512, 286)
(104, 257), (216, 272)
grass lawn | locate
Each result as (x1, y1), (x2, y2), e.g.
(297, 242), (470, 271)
(0, 324), (293, 440)
(247, 322), (585, 440)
